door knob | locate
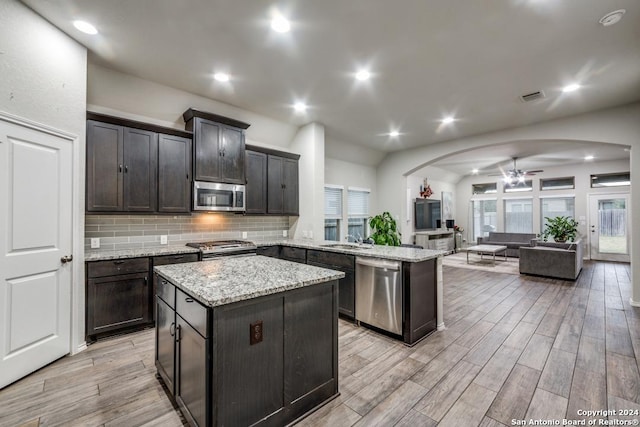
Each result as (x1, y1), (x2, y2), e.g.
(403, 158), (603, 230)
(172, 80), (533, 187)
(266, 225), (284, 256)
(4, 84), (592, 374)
(61, 255), (73, 264)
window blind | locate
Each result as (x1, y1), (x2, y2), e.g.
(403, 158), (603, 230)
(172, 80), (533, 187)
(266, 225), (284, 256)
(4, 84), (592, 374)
(348, 188), (370, 218)
(324, 186), (343, 219)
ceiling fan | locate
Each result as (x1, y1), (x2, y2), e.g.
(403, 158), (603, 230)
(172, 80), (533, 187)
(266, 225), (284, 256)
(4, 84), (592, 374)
(488, 157), (543, 184)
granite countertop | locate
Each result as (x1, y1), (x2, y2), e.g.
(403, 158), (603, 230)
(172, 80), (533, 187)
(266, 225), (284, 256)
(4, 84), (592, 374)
(85, 245), (201, 261)
(154, 255), (345, 307)
(257, 239), (445, 262)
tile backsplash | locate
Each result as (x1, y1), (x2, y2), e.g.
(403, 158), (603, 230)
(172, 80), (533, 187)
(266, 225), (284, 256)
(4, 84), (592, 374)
(85, 213), (291, 251)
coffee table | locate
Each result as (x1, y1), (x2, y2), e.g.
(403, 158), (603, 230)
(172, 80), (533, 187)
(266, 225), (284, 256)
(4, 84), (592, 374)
(465, 244), (508, 266)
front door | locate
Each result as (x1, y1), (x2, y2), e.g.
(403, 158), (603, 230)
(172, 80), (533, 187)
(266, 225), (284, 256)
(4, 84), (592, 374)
(0, 115), (73, 388)
(588, 193), (630, 262)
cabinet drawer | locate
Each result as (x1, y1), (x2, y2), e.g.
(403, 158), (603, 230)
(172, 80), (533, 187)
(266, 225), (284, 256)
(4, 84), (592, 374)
(157, 275), (176, 308)
(153, 253), (199, 266)
(307, 250), (354, 270)
(87, 258), (149, 278)
(280, 246), (306, 262)
(257, 245), (280, 258)
(176, 288), (209, 338)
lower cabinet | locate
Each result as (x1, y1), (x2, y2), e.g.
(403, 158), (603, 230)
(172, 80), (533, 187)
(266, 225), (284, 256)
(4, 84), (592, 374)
(256, 245), (281, 258)
(155, 274), (338, 427)
(307, 250), (356, 319)
(86, 258), (151, 340)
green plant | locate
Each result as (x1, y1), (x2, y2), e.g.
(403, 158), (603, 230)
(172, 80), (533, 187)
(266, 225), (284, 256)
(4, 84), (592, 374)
(541, 216), (579, 242)
(368, 212), (401, 246)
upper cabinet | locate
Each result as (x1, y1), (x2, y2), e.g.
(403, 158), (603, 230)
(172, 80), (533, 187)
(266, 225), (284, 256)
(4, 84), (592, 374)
(246, 145), (300, 216)
(86, 113), (192, 214)
(183, 109), (250, 185)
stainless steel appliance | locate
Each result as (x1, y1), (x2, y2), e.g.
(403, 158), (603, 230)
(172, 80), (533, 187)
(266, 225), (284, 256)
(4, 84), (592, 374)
(193, 181), (246, 212)
(186, 240), (257, 259)
(355, 257), (402, 335)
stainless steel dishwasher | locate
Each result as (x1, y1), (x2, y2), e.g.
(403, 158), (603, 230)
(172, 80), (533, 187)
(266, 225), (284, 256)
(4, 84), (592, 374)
(355, 257), (402, 335)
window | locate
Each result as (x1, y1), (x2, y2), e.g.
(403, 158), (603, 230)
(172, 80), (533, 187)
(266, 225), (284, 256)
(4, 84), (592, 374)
(347, 188), (370, 240)
(324, 186), (343, 241)
(471, 199), (497, 241)
(472, 183), (497, 195)
(504, 179), (533, 193)
(540, 177), (575, 191)
(541, 197), (575, 230)
(504, 198), (533, 233)
(591, 172), (630, 188)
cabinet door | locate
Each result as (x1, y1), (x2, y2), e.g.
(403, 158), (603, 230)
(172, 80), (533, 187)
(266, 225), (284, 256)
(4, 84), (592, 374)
(267, 155), (284, 214)
(176, 316), (207, 427)
(245, 150), (267, 214)
(194, 118), (221, 182)
(220, 125), (245, 184)
(156, 297), (175, 395)
(282, 158), (299, 215)
(123, 128), (158, 212)
(86, 272), (151, 337)
(86, 121), (123, 211)
(158, 134), (191, 213)
(338, 269), (356, 318)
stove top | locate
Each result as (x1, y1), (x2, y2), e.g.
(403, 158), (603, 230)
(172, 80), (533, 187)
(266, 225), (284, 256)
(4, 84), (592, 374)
(186, 239), (257, 254)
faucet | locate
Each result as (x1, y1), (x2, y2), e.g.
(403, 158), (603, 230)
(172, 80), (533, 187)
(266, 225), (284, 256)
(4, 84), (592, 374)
(346, 233), (363, 244)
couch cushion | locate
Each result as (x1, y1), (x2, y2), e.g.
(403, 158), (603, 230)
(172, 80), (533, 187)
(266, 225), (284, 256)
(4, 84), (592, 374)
(488, 232), (536, 243)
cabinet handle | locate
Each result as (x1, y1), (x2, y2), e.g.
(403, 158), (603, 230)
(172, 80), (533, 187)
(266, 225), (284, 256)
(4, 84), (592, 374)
(144, 276), (148, 285)
(172, 256), (184, 260)
(185, 297), (194, 303)
(175, 325), (181, 342)
(161, 280), (167, 285)
(124, 165), (128, 173)
(113, 260), (125, 265)
(186, 173), (189, 180)
(169, 322), (176, 337)
(119, 164), (123, 173)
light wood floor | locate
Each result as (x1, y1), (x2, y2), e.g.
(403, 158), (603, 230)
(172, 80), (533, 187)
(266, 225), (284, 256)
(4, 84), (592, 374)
(1, 261), (638, 426)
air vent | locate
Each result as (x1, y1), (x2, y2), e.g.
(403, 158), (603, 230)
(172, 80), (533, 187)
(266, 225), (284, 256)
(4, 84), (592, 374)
(520, 90), (546, 103)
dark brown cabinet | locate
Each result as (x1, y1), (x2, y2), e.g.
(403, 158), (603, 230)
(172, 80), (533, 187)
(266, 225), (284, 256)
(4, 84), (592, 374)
(307, 250), (356, 319)
(86, 115), (192, 214)
(184, 109), (249, 185)
(158, 134), (191, 213)
(86, 258), (151, 340)
(245, 150), (267, 214)
(267, 155), (299, 215)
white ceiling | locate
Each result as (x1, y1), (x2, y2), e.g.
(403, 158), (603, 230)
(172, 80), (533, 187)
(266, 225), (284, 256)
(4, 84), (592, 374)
(21, 0), (640, 159)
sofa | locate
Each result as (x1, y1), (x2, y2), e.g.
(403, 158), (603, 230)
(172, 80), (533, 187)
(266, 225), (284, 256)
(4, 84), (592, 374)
(519, 239), (583, 280)
(476, 232), (537, 257)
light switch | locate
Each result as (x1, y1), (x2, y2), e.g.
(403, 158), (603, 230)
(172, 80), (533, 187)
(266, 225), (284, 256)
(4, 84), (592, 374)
(90, 238), (100, 249)
(283, 230), (288, 237)
(242, 231), (248, 239)
(160, 235), (168, 245)
(308, 230), (313, 239)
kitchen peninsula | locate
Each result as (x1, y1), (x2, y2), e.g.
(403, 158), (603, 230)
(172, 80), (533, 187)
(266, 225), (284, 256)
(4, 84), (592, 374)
(153, 255), (344, 427)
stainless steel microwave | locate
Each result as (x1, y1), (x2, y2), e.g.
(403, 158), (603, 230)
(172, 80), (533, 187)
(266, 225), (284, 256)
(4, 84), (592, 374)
(193, 181), (245, 212)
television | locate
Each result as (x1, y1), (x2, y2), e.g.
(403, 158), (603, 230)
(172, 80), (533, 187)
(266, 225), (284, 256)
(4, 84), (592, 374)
(415, 198), (441, 230)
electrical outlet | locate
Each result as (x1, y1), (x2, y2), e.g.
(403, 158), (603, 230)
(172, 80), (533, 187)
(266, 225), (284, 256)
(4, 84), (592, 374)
(250, 320), (263, 345)
(90, 238), (100, 249)
(302, 230), (308, 238)
(160, 235), (168, 245)
(242, 231), (248, 239)
(308, 230), (313, 239)
(283, 230), (288, 237)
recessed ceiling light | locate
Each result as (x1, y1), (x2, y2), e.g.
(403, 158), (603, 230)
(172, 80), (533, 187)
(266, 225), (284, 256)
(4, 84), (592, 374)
(293, 102), (307, 113)
(599, 9), (626, 26)
(73, 20), (98, 35)
(441, 116), (455, 125)
(355, 70), (371, 81)
(584, 155), (594, 160)
(213, 73), (229, 82)
(562, 83), (581, 93)
(389, 130), (400, 137)
(271, 15), (291, 33)
(472, 169), (479, 174)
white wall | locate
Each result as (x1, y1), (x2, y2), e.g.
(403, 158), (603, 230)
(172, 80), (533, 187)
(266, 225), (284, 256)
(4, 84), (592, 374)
(377, 102), (640, 304)
(325, 158), (377, 240)
(456, 159), (630, 244)
(290, 123), (325, 240)
(0, 0), (87, 351)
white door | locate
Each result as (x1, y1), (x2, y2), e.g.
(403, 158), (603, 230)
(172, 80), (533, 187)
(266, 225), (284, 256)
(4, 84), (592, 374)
(0, 115), (73, 389)
(588, 193), (630, 262)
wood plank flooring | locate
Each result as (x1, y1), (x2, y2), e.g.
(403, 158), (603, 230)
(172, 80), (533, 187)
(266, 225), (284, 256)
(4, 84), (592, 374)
(1, 261), (637, 426)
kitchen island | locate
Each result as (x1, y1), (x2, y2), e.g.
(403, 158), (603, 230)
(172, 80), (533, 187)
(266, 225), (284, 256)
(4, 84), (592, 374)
(154, 256), (344, 427)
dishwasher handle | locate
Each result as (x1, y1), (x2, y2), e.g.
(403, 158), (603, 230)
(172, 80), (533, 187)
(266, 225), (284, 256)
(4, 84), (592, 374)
(356, 257), (401, 271)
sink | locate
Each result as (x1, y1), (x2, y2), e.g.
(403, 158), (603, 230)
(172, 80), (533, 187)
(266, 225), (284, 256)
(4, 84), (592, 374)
(320, 243), (372, 250)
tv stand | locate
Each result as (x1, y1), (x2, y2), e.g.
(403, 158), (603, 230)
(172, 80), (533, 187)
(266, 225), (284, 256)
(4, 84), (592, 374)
(415, 230), (454, 253)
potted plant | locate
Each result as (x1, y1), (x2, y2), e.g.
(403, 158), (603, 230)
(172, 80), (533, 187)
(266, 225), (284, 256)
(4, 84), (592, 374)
(541, 216), (579, 242)
(368, 212), (401, 246)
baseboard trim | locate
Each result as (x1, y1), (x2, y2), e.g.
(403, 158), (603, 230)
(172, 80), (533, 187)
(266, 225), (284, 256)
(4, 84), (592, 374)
(630, 298), (640, 308)
(73, 342), (88, 355)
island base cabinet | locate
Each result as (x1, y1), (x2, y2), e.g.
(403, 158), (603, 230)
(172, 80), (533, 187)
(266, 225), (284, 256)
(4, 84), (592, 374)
(403, 258), (437, 345)
(176, 315), (209, 427)
(155, 297), (175, 395)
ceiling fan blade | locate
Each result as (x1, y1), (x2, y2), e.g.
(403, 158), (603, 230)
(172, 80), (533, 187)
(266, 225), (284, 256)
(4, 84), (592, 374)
(524, 169), (544, 174)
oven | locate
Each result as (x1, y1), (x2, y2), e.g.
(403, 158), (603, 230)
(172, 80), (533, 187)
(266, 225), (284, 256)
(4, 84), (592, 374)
(193, 181), (245, 212)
